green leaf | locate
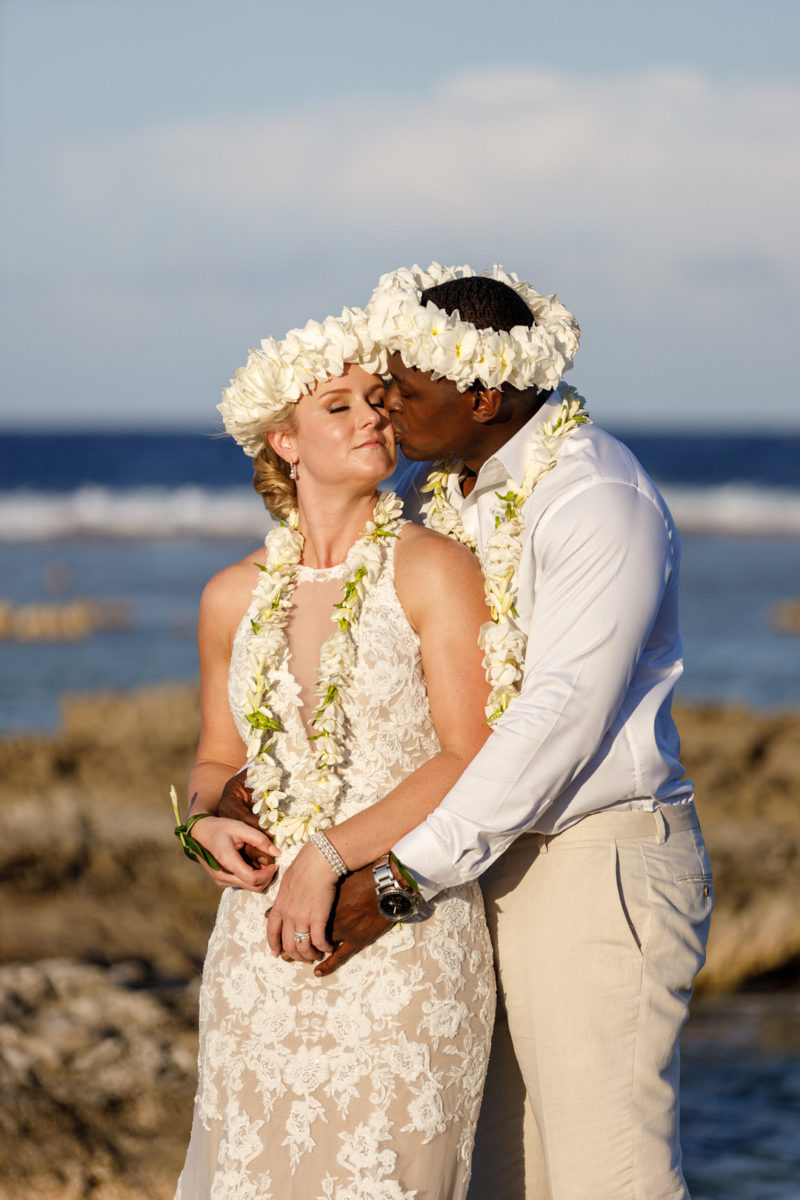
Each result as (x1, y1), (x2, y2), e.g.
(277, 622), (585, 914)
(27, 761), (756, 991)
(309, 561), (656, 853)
(173, 820), (222, 871)
(246, 711), (281, 731)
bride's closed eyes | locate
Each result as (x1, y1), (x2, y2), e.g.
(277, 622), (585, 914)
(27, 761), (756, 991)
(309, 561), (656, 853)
(326, 389), (387, 415)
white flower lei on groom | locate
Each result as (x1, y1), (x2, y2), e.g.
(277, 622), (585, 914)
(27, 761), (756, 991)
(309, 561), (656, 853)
(422, 382), (590, 723)
(366, 263), (588, 724)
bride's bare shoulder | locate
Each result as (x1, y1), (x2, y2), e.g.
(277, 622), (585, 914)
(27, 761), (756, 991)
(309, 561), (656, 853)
(199, 545), (266, 627)
(395, 522), (481, 588)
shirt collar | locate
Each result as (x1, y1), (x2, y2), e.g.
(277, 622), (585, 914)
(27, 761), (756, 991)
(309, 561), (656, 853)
(473, 389), (562, 492)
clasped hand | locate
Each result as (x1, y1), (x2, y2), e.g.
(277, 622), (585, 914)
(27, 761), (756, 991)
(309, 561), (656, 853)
(208, 770), (339, 963)
(189, 811), (279, 892)
(265, 842), (338, 964)
(215, 768), (392, 972)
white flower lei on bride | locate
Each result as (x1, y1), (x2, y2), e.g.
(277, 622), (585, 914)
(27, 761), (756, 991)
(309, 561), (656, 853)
(422, 383), (591, 724)
(366, 262), (580, 393)
(243, 491), (404, 847)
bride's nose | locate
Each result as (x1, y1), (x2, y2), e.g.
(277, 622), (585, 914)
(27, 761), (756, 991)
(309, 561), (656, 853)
(358, 397), (385, 426)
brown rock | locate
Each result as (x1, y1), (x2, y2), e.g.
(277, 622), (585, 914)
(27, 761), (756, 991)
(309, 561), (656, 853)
(0, 683), (799, 1195)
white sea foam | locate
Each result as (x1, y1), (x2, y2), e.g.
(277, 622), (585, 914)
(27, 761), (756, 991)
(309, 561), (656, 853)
(659, 484), (800, 537)
(0, 482), (799, 541)
(0, 487), (271, 541)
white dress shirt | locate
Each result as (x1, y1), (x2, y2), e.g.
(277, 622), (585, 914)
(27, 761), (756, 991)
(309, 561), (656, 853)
(394, 393), (694, 898)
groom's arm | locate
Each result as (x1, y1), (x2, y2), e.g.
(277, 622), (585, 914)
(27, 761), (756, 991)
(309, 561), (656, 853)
(393, 481), (676, 897)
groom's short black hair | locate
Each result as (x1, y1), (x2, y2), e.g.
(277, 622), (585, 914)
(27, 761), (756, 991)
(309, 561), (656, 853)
(419, 276), (534, 333)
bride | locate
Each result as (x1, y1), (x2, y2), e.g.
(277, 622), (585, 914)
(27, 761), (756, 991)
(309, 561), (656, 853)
(175, 308), (496, 1199)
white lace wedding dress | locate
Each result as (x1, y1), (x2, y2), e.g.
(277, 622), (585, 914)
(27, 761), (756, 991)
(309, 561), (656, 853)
(176, 535), (495, 1200)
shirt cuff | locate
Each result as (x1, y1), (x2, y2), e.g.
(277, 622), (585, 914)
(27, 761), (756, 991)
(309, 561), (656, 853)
(392, 824), (460, 901)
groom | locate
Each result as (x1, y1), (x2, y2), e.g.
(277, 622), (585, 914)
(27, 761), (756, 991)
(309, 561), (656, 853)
(224, 265), (713, 1199)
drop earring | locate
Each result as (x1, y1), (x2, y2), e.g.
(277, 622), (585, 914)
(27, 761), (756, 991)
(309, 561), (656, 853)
(289, 461), (297, 481)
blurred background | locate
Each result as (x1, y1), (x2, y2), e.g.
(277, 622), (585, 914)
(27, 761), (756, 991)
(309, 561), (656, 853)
(1, 2), (798, 1197)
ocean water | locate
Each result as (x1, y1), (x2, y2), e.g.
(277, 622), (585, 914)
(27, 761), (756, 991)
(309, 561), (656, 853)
(1, 429), (798, 732)
(1, 430), (799, 1196)
(681, 990), (800, 1199)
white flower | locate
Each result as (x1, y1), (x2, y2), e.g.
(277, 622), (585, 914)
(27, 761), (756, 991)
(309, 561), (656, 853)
(487, 683), (519, 716)
(218, 307), (388, 457)
(319, 628), (356, 677)
(239, 491), (403, 843)
(479, 623), (526, 688)
(304, 771), (340, 810)
(375, 490), (404, 525)
(421, 384), (589, 724)
(365, 263), (580, 395)
(272, 804), (318, 847)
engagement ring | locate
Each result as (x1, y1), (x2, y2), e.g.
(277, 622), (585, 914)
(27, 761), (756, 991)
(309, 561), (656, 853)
(293, 932), (311, 943)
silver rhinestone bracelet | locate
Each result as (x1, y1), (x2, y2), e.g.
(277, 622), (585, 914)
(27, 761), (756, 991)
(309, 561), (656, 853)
(310, 832), (349, 877)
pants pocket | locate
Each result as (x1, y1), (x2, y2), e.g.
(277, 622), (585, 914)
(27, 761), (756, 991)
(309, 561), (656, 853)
(613, 842), (651, 957)
(674, 829), (715, 914)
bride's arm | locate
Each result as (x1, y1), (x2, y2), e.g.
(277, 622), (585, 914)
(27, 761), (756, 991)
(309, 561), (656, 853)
(182, 563), (279, 892)
(266, 529), (490, 957)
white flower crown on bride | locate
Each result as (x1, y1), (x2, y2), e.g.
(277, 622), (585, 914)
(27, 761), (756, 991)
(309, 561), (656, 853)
(365, 262), (580, 393)
(218, 307), (389, 457)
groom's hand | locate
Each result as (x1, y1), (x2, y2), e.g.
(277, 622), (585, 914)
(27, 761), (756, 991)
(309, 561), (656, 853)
(217, 768), (258, 825)
(216, 769), (268, 866)
(314, 864), (390, 977)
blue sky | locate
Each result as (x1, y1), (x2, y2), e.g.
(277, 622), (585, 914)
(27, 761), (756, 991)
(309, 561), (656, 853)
(1, 0), (798, 431)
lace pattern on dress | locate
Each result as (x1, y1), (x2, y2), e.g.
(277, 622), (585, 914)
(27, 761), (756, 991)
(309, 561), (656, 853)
(178, 533), (495, 1200)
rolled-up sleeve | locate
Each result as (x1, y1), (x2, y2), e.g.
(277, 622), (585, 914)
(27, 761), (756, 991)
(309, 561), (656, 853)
(393, 481), (675, 898)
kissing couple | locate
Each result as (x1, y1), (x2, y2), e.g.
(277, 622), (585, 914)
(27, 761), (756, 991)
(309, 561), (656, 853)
(173, 262), (713, 1200)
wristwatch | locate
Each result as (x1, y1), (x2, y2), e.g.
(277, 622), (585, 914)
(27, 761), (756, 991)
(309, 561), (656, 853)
(373, 854), (420, 922)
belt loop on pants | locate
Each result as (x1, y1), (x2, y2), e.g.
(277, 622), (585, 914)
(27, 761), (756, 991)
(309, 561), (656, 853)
(653, 807), (667, 844)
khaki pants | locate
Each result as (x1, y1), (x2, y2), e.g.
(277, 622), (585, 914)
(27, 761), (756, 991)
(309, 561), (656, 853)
(468, 804), (713, 1200)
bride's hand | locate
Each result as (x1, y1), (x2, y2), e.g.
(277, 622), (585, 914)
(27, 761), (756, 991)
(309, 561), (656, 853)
(266, 843), (338, 963)
(191, 815), (279, 892)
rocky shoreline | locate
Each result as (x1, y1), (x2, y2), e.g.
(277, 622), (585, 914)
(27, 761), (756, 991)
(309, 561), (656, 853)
(1, 683), (798, 1198)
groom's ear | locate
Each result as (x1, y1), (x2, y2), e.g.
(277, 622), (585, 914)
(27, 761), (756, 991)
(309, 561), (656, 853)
(471, 387), (503, 423)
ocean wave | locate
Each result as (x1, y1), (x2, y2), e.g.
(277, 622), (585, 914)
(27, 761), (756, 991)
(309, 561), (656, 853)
(1, 482), (800, 540)
(659, 484), (800, 536)
(0, 487), (271, 541)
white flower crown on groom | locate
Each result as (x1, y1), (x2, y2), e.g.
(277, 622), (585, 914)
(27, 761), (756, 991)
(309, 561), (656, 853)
(364, 262), (580, 393)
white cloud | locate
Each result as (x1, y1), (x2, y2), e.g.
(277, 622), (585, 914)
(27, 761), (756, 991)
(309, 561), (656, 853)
(48, 66), (800, 281)
(5, 65), (799, 426)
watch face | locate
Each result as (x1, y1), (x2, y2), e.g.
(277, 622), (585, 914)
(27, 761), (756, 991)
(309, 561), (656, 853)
(378, 890), (416, 920)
